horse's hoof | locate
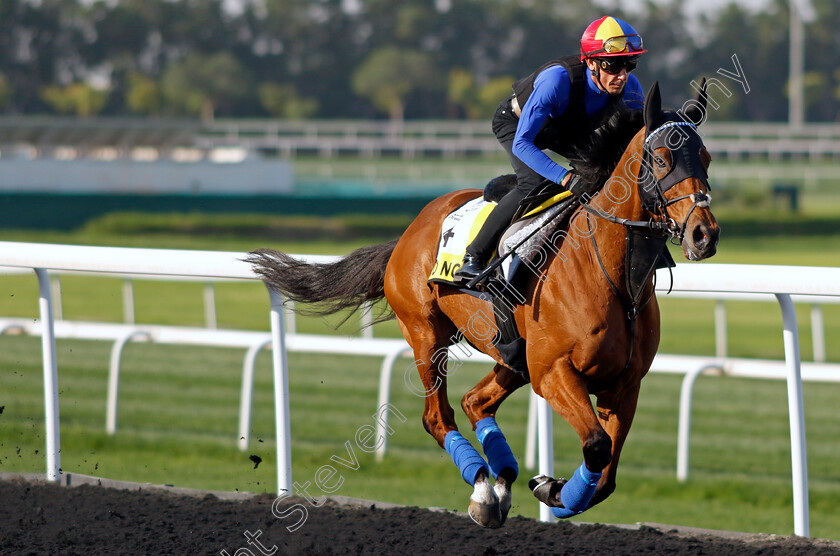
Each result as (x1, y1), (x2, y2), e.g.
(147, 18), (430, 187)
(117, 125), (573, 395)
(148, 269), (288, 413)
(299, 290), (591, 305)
(468, 499), (502, 528)
(494, 482), (512, 526)
(468, 479), (502, 528)
(528, 474), (567, 507)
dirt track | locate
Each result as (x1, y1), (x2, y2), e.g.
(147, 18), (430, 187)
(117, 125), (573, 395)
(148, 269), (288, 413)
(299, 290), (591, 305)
(2, 476), (839, 555)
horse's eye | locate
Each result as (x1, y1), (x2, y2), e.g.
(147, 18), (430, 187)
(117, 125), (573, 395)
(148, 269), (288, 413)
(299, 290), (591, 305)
(654, 156), (667, 168)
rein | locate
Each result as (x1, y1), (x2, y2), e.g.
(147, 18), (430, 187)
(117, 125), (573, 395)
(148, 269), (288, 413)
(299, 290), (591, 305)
(581, 119), (711, 372)
(580, 203), (674, 233)
(467, 119), (710, 376)
(585, 212), (660, 373)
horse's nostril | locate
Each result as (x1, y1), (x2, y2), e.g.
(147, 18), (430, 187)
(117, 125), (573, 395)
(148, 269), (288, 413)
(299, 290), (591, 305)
(692, 225), (708, 248)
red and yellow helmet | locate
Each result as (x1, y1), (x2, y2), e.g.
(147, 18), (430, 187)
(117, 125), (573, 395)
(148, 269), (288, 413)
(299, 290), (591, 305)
(580, 16), (647, 60)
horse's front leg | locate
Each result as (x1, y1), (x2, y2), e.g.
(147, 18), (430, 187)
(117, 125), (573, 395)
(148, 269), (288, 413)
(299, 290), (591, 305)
(529, 360), (613, 518)
(588, 378), (643, 507)
(461, 364), (529, 526)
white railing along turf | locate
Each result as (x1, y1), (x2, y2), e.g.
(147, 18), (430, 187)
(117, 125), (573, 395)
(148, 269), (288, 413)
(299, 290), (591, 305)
(0, 241), (837, 538)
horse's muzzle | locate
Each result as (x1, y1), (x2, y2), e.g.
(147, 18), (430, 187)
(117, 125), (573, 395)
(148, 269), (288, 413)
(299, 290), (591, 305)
(686, 222), (719, 260)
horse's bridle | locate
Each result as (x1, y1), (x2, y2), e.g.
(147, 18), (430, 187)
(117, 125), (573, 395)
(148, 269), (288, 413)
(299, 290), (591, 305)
(638, 120), (712, 244)
(580, 119), (712, 242)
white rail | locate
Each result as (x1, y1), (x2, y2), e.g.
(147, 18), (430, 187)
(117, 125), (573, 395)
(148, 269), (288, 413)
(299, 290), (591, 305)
(197, 119), (840, 161)
(668, 265), (840, 539)
(12, 270), (837, 361)
(0, 242), (296, 493)
(553, 264), (840, 535)
(0, 243), (837, 538)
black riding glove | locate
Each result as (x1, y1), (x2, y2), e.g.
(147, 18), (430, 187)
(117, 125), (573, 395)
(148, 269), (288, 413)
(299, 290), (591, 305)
(563, 173), (597, 200)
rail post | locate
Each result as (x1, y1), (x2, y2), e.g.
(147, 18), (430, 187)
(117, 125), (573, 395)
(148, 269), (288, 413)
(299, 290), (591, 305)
(35, 268), (61, 482)
(267, 286), (292, 496)
(776, 293), (809, 537)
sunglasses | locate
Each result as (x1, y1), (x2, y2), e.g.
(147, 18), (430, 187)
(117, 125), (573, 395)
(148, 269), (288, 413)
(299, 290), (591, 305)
(601, 34), (644, 54)
(595, 57), (638, 74)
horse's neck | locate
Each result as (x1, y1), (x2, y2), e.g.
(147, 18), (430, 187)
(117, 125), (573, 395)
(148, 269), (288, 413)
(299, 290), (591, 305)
(536, 132), (647, 301)
(595, 133), (647, 223)
(582, 133), (647, 268)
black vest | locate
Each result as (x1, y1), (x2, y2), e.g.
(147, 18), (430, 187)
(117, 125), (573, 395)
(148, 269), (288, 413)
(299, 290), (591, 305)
(511, 55), (621, 157)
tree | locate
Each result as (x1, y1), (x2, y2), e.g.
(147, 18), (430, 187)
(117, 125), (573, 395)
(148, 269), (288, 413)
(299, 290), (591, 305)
(803, 0), (840, 120)
(0, 73), (13, 112)
(160, 51), (251, 121)
(448, 68), (514, 119)
(39, 82), (108, 116)
(258, 83), (319, 119)
(0, 0), (836, 120)
(447, 68), (478, 118)
(125, 73), (163, 116)
(352, 46), (438, 121)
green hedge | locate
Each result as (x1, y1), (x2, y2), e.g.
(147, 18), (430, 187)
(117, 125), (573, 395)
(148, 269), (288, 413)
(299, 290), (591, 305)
(82, 212), (413, 241)
(81, 209), (840, 241)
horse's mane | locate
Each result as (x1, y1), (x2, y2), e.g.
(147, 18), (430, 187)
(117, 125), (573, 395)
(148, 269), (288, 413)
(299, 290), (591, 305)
(566, 106), (645, 192)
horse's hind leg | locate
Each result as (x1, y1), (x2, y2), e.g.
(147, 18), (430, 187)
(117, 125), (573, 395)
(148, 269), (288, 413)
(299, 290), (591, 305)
(395, 313), (503, 527)
(461, 364), (529, 525)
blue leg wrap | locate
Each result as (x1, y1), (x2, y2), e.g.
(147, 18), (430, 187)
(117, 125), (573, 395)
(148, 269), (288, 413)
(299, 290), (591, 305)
(475, 417), (519, 481)
(444, 431), (488, 486)
(550, 506), (577, 519)
(551, 462), (601, 519)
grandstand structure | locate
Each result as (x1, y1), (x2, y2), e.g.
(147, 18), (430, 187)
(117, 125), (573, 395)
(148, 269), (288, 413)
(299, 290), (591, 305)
(1, 116), (839, 162)
(0, 117), (838, 193)
(199, 119), (840, 162)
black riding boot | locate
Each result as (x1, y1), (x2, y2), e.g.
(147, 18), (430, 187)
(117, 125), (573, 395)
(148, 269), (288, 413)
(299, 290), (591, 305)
(453, 189), (526, 283)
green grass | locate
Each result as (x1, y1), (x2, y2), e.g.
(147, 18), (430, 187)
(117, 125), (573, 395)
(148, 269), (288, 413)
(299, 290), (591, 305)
(1, 336), (839, 540)
(0, 221), (839, 539)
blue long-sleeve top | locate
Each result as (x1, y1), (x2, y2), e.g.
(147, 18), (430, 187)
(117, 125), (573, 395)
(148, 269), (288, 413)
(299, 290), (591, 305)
(512, 66), (644, 184)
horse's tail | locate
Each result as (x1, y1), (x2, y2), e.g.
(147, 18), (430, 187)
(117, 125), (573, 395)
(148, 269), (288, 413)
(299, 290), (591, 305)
(245, 239), (398, 324)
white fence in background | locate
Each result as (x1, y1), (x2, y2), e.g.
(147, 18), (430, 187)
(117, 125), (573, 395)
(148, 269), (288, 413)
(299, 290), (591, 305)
(33, 273), (840, 363)
(4, 117), (840, 161)
(0, 242), (838, 538)
(0, 242), (295, 499)
(198, 119), (840, 161)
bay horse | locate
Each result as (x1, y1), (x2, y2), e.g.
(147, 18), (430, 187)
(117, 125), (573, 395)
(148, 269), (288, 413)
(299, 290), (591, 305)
(247, 81), (719, 527)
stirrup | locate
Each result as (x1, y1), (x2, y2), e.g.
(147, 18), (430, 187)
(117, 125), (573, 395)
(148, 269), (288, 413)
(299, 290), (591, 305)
(453, 254), (485, 283)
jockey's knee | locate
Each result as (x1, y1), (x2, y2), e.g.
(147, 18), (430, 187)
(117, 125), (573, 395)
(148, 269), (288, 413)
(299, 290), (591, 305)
(582, 430), (612, 471)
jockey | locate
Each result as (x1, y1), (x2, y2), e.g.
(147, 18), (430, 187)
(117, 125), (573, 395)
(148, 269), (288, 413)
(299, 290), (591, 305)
(454, 15), (647, 284)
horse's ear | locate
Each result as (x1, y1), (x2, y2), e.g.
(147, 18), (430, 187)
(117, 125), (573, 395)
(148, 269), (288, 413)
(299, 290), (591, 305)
(644, 81), (662, 134)
(682, 77), (707, 126)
